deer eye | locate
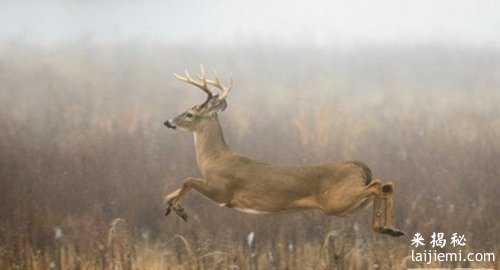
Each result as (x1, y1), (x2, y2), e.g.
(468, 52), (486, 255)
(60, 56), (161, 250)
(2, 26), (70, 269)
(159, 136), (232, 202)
(185, 112), (194, 118)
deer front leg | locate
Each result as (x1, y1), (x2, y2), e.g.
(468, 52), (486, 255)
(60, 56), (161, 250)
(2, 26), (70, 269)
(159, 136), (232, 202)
(164, 177), (225, 221)
(164, 188), (183, 218)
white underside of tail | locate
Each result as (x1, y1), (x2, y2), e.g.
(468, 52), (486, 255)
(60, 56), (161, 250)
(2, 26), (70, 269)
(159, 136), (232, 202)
(234, 207), (271, 215)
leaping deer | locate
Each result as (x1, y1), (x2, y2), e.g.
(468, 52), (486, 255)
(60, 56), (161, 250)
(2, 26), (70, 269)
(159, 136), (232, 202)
(164, 66), (404, 237)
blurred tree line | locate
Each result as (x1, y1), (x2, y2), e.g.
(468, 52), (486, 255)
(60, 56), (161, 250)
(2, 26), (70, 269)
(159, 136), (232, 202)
(0, 42), (499, 268)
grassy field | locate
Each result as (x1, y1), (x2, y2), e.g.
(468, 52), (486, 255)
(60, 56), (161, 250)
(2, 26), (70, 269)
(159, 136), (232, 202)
(1, 42), (499, 269)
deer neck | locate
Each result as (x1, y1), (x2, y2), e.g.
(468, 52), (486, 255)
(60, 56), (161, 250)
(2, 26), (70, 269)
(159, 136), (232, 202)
(193, 114), (229, 170)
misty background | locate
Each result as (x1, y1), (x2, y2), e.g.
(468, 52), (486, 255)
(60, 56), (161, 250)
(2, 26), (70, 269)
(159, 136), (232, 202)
(1, 1), (500, 269)
(2, 0), (500, 47)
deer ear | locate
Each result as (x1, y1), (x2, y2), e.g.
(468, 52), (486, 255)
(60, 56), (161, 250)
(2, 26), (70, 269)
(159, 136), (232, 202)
(200, 96), (228, 114)
(217, 99), (228, 112)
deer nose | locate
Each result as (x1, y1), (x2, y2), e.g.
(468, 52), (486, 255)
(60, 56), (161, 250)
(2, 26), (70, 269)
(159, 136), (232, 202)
(164, 120), (176, 129)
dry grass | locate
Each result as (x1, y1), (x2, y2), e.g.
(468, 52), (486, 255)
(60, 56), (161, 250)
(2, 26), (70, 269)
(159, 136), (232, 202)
(5, 225), (497, 269)
(1, 43), (500, 269)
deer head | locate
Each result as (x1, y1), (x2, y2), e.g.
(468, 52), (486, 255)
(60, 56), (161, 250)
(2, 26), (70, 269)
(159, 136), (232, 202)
(164, 66), (233, 132)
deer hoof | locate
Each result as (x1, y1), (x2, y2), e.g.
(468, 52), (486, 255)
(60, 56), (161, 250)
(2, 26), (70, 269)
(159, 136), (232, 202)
(179, 212), (188, 222)
(381, 227), (405, 237)
(165, 203), (173, 216)
(372, 225), (383, 233)
(172, 205), (188, 222)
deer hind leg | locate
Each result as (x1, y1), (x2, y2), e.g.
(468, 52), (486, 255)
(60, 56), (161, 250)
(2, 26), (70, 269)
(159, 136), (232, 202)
(379, 182), (405, 236)
(361, 180), (404, 236)
(372, 193), (384, 233)
(361, 180), (386, 233)
(321, 179), (382, 216)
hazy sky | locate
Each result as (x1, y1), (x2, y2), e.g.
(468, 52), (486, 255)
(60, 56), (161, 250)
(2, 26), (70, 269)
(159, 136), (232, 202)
(1, 0), (500, 47)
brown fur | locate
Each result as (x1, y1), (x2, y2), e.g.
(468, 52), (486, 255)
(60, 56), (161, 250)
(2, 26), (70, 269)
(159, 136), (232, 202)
(164, 69), (404, 236)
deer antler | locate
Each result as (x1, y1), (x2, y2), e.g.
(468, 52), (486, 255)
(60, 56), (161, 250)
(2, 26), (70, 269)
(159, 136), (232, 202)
(174, 65), (214, 107)
(174, 66), (233, 108)
(206, 70), (234, 100)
